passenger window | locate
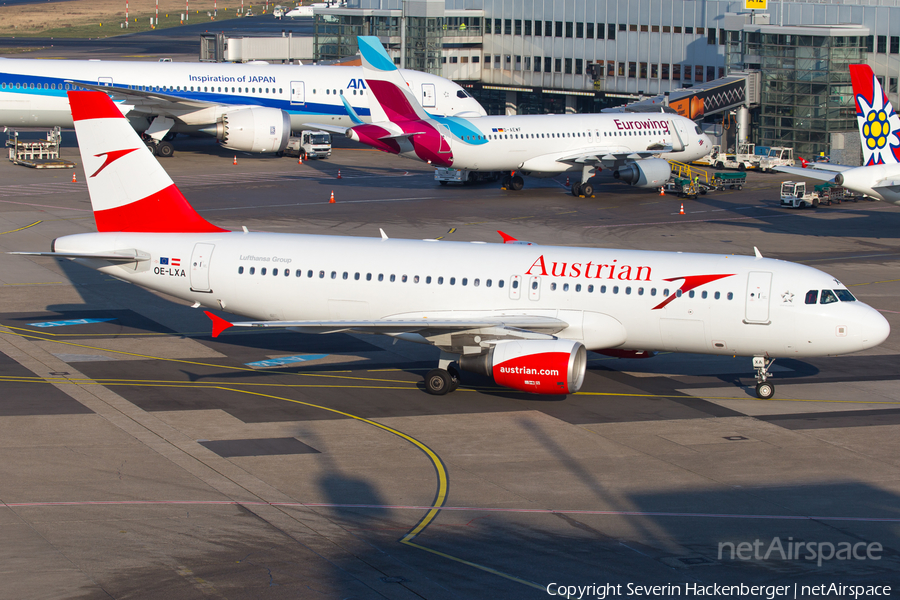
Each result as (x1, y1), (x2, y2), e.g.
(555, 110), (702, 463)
(307, 270), (313, 277)
(663, 288), (670, 296)
(354, 272), (360, 280)
(588, 284), (594, 292)
(650, 288), (656, 296)
(638, 287), (644, 295)
(366, 273), (372, 281)
(249, 267), (255, 275)
(414, 275), (420, 283)
(550, 282), (557, 291)
(613, 286), (619, 294)
(238, 266), (244, 274)
(390, 274), (396, 282)
(575, 284), (581, 292)
(820, 290), (838, 304)
(261, 268), (267, 275)
(688, 290), (694, 298)
(378, 274), (384, 281)
(511, 280), (518, 288)
(600, 285), (606, 293)
(342, 272), (348, 280)
(727, 292), (734, 300)
(331, 271), (337, 279)
(426, 276), (432, 284)
(530, 280), (536, 290)
(498, 280), (504, 288)
(295, 269), (301, 277)
(285, 269), (290, 277)
(273, 268), (278, 276)
(474, 278), (480, 287)
(834, 289), (856, 302)
(701, 291), (707, 299)
(563, 283), (569, 292)
(462, 278), (468, 286)
(438, 276), (444, 284)
(675, 289), (682, 297)
(402, 275), (408, 283)
(714, 291), (720, 300)
(486, 279), (492, 287)
(625, 287), (632, 295)
(319, 271), (325, 278)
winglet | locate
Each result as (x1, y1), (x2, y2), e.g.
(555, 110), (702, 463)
(799, 157), (809, 168)
(205, 311), (234, 338)
(380, 228), (389, 240)
(754, 246), (763, 259)
(497, 230), (517, 243)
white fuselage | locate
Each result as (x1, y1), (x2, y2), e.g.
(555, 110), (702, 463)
(0, 58), (485, 131)
(412, 112), (711, 175)
(836, 163), (900, 205)
(51, 231), (888, 359)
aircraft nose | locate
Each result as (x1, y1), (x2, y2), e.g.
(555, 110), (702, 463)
(864, 307), (891, 348)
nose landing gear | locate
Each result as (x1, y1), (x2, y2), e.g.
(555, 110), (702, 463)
(753, 356), (775, 399)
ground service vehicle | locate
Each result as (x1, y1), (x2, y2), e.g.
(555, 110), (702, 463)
(434, 167), (501, 185)
(758, 147), (795, 172)
(285, 130), (331, 159)
(780, 181), (821, 208)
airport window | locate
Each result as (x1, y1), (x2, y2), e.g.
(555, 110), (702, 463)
(524, 56), (532, 70)
(696, 65), (704, 82)
(673, 26), (682, 34)
(892, 36), (900, 54)
(515, 19), (521, 35)
(629, 62), (636, 78)
(238, 266), (244, 274)
(565, 59), (572, 74)
(707, 66), (715, 82)
(515, 55), (521, 70)
(506, 55), (511, 67)
(651, 63), (658, 78)
(494, 56), (501, 69)
(586, 23), (594, 38)
(565, 22), (573, 38)
(390, 274), (396, 282)
(450, 57), (458, 64)
(878, 35), (887, 54)
(545, 21), (552, 36)
(555, 58), (562, 72)
(576, 22), (583, 38)
(484, 55), (491, 64)
(707, 28), (716, 45)
(683, 65), (691, 80)
(498, 280), (504, 288)
(685, 26), (694, 34)
(534, 20), (542, 36)
(555, 21), (563, 37)
(273, 268), (279, 276)
(629, 24), (637, 32)
(402, 275), (408, 283)
(575, 58), (583, 76)
(672, 64), (681, 81)
(662, 64), (670, 80)
(472, 56), (479, 63)
(544, 57), (553, 71)
(504, 19), (511, 35)
(525, 20), (532, 35)
(640, 62), (647, 78)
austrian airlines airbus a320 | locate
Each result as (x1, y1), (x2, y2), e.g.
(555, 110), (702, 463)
(15, 92), (889, 399)
(332, 37), (711, 195)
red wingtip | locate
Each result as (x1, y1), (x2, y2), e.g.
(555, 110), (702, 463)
(497, 230), (517, 243)
(205, 311), (234, 338)
(799, 157), (809, 168)
(67, 90), (124, 122)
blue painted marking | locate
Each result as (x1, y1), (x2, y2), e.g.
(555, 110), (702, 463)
(340, 94), (365, 124)
(29, 318), (117, 328)
(431, 115), (489, 146)
(358, 36), (397, 72)
(246, 354), (329, 368)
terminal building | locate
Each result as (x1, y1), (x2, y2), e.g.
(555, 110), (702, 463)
(304, 0), (900, 163)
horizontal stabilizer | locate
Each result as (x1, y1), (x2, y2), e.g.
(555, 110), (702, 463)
(9, 250), (150, 262)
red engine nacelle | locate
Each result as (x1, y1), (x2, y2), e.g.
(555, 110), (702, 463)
(460, 339), (587, 394)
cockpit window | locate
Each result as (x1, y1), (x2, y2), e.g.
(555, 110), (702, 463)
(805, 290), (818, 304)
(834, 289), (856, 302)
(820, 289), (839, 304)
(695, 125), (702, 134)
(457, 90), (467, 98)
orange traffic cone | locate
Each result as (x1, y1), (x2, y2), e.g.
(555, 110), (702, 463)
(337, 170), (342, 179)
(233, 155), (237, 165)
(659, 187), (665, 196)
(679, 203), (685, 215)
(298, 154), (303, 165)
(72, 172), (77, 183)
(329, 190), (335, 204)
(565, 177), (570, 187)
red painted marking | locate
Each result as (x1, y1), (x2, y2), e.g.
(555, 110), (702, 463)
(67, 90), (123, 121)
(651, 273), (736, 310)
(497, 230), (517, 243)
(204, 311), (233, 338)
(90, 148), (139, 178)
(493, 351), (571, 394)
(93, 184), (226, 233)
(368, 80), (420, 122)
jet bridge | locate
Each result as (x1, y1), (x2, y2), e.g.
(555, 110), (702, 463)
(604, 72), (759, 120)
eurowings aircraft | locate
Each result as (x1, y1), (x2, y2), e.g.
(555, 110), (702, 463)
(334, 37), (712, 195)
(14, 91), (889, 399)
(775, 64), (900, 205)
(0, 57), (485, 157)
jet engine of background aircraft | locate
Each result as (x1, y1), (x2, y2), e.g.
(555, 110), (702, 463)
(613, 158), (672, 188)
(458, 339), (587, 395)
(205, 106), (292, 154)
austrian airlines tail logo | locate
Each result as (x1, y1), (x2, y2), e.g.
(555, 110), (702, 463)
(651, 274), (735, 310)
(90, 148), (139, 178)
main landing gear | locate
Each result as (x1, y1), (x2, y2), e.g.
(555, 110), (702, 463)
(572, 164), (598, 197)
(753, 356), (775, 399)
(423, 352), (461, 395)
(502, 173), (524, 191)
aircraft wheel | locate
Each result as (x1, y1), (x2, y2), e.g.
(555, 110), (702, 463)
(467, 171), (478, 184)
(424, 369), (453, 395)
(755, 382), (775, 400)
(571, 182), (582, 196)
(510, 175), (524, 191)
(155, 141), (175, 158)
(715, 161), (724, 169)
(581, 183), (593, 196)
(738, 163), (747, 171)
(439, 181), (448, 186)
(162, 132), (177, 142)
(502, 175), (512, 189)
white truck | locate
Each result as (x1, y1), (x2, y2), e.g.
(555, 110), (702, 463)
(285, 130), (331, 159)
(434, 167), (501, 186)
(758, 147), (795, 172)
(713, 142), (759, 171)
(780, 181), (821, 208)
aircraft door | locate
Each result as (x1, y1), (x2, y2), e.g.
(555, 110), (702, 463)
(290, 81), (305, 105)
(528, 276), (541, 300)
(509, 275), (522, 300)
(745, 271), (772, 323)
(422, 83), (436, 108)
(437, 124), (451, 153)
(190, 243), (215, 293)
(98, 77), (113, 87)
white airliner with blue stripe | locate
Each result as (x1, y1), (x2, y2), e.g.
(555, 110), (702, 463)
(0, 57), (485, 156)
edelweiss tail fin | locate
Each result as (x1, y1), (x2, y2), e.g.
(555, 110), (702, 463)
(67, 91), (225, 233)
(357, 36), (431, 123)
(849, 64), (900, 166)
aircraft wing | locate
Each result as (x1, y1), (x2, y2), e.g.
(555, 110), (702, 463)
(773, 166), (843, 181)
(552, 146), (674, 167)
(68, 81), (212, 111)
(305, 123), (350, 134)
